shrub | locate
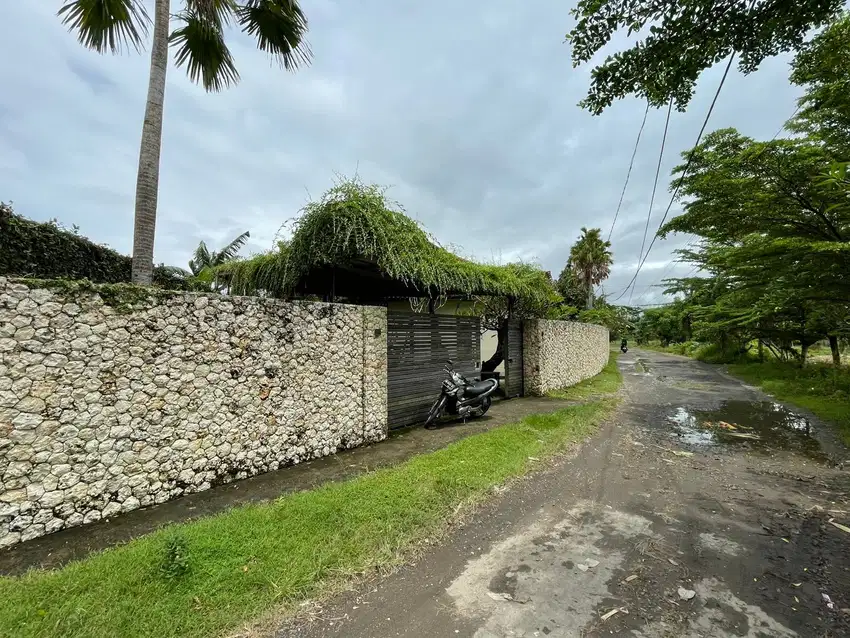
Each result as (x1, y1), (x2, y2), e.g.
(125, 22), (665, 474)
(160, 534), (190, 581)
(0, 203), (189, 288)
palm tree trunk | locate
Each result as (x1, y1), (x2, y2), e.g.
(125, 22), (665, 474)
(586, 278), (593, 310)
(131, 0), (170, 285)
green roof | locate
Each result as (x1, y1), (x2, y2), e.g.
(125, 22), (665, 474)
(223, 179), (554, 303)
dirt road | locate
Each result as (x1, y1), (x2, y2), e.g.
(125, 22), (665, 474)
(279, 349), (850, 638)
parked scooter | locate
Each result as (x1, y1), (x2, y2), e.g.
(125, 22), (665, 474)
(424, 360), (499, 429)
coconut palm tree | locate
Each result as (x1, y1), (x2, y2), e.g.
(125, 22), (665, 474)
(161, 230), (250, 290)
(189, 229), (249, 280)
(58, 0), (311, 285)
(568, 227), (613, 309)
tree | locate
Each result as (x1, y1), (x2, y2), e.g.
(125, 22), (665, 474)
(566, 0), (844, 114)
(568, 227), (613, 310)
(479, 265), (564, 373)
(59, 0), (311, 285)
(660, 128), (850, 305)
(178, 230), (250, 291)
(189, 230), (250, 274)
(636, 15), (850, 366)
(554, 265), (585, 316)
(579, 301), (635, 339)
(789, 12), (850, 158)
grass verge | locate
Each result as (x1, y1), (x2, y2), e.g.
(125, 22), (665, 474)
(547, 352), (621, 401)
(0, 400), (617, 638)
(727, 361), (850, 445)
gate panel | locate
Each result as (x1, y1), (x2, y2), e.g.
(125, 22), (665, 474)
(503, 320), (524, 398)
(387, 312), (481, 428)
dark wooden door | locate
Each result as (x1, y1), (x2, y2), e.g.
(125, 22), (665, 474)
(387, 312), (481, 429)
(503, 320), (524, 398)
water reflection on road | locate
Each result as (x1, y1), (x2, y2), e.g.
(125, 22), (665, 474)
(666, 400), (826, 461)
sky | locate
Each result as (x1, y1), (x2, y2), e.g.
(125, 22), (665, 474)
(0, 1), (803, 305)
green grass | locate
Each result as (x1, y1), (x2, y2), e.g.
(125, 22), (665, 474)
(547, 352), (622, 401)
(727, 361), (850, 445)
(0, 399), (618, 638)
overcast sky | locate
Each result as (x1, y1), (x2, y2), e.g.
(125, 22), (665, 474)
(0, 1), (802, 305)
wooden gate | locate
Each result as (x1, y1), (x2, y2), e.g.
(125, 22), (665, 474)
(503, 320), (524, 398)
(387, 312), (481, 429)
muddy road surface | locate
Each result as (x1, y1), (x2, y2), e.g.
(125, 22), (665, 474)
(279, 350), (850, 638)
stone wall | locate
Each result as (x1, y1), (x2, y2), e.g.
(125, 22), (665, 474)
(523, 320), (610, 395)
(0, 278), (387, 548)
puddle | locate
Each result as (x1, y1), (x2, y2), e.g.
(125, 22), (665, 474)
(666, 401), (826, 460)
(634, 359), (651, 374)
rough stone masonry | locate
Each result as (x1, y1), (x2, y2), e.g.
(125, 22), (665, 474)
(523, 319), (610, 395)
(0, 278), (387, 548)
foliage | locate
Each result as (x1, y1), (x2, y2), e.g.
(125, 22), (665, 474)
(475, 265), (564, 332)
(0, 399), (617, 638)
(163, 231), (253, 291)
(566, 0), (844, 114)
(159, 534), (190, 582)
(225, 179), (555, 304)
(642, 340), (705, 359)
(578, 301), (634, 339)
(0, 203), (190, 289)
(643, 17), (850, 368)
(189, 231), (250, 276)
(789, 11), (850, 157)
(568, 227), (613, 309)
(59, 0), (311, 80)
(554, 264), (585, 316)
(59, 0), (311, 284)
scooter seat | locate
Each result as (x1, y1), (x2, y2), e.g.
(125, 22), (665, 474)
(464, 379), (496, 397)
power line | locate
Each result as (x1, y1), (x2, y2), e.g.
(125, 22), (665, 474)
(608, 101), (650, 242)
(628, 98), (674, 304)
(615, 50), (738, 301)
(635, 103), (801, 296)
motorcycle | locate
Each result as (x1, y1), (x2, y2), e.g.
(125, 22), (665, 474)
(620, 341), (629, 353)
(424, 360), (499, 429)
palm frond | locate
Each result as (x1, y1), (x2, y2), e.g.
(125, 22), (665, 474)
(190, 241), (213, 275)
(194, 265), (217, 283)
(236, 0), (312, 71)
(185, 0), (238, 26)
(170, 9), (240, 91)
(58, 0), (149, 54)
(212, 231), (250, 266)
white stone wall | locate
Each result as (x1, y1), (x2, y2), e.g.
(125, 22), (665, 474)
(0, 278), (387, 548)
(523, 320), (609, 395)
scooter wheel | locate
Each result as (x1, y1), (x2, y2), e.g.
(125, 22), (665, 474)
(424, 396), (446, 429)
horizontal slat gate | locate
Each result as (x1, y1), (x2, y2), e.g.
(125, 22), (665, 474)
(504, 320), (524, 398)
(387, 313), (481, 429)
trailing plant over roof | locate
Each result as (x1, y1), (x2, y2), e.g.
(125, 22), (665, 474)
(224, 179), (554, 302)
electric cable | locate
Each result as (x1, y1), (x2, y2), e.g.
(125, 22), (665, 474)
(628, 98), (674, 304)
(607, 101), (650, 242)
(615, 51), (738, 301)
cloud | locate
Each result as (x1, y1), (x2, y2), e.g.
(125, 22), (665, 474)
(0, 1), (802, 305)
